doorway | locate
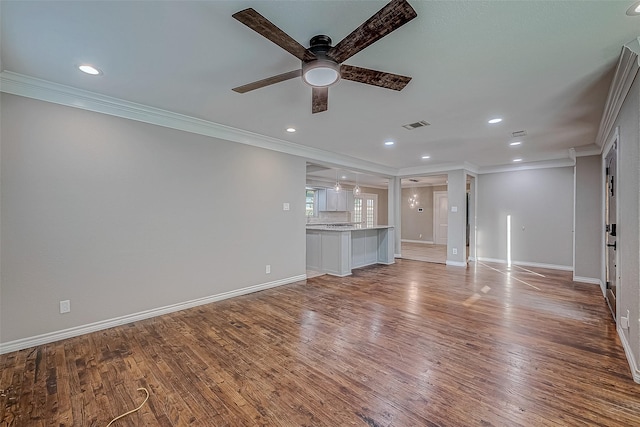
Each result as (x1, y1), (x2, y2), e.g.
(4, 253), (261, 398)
(354, 193), (378, 227)
(399, 176), (448, 264)
(604, 142), (618, 319)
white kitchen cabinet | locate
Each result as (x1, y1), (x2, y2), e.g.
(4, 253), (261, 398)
(305, 226), (395, 276)
(317, 189), (354, 211)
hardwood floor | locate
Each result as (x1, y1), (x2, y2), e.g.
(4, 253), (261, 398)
(2, 260), (639, 426)
(401, 242), (447, 264)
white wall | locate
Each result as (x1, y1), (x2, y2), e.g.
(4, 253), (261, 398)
(0, 94), (307, 346)
(574, 155), (602, 282)
(477, 167), (574, 268)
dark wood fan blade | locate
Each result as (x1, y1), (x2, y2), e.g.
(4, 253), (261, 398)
(232, 70), (302, 93)
(312, 87), (328, 114)
(327, 0), (417, 64)
(233, 8), (315, 61)
(340, 65), (411, 91)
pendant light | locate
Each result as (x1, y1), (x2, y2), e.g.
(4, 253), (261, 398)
(334, 170), (341, 192)
(353, 173), (361, 197)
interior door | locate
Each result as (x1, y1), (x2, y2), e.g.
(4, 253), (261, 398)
(605, 143), (617, 319)
(434, 191), (448, 245)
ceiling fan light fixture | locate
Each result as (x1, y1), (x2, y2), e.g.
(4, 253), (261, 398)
(626, 1), (640, 15)
(302, 59), (340, 87)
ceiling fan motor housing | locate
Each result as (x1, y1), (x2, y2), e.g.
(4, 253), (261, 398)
(302, 35), (341, 87)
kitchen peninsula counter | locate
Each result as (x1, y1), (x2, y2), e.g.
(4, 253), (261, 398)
(306, 225), (394, 276)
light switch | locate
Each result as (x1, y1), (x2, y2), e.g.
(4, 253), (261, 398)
(283, 203), (290, 211)
(451, 206), (458, 212)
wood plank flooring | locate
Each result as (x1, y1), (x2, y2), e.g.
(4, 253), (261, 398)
(2, 260), (639, 426)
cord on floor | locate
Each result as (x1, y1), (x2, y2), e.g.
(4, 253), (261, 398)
(106, 387), (150, 426)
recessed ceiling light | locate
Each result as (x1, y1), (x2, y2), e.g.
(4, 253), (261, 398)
(421, 155), (431, 159)
(488, 118), (503, 124)
(78, 64), (101, 75)
(341, 175), (347, 179)
(286, 127), (296, 133)
(626, 1), (640, 15)
(384, 141), (395, 146)
(510, 141), (522, 146)
(513, 158), (523, 162)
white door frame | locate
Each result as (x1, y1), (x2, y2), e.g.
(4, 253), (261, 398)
(433, 191), (448, 245)
(602, 127), (619, 320)
(354, 192), (378, 227)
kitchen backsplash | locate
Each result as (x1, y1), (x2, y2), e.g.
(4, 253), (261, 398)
(307, 211), (352, 223)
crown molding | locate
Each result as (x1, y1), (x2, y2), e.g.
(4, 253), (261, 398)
(397, 161), (479, 178)
(0, 71), (397, 176)
(0, 71), (593, 179)
(572, 144), (602, 157)
(595, 41), (640, 148)
(478, 157), (575, 174)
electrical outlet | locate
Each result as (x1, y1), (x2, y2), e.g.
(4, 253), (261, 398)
(283, 203), (290, 211)
(452, 248), (458, 255)
(266, 264), (271, 274)
(60, 300), (71, 314)
(621, 310), (630, 329)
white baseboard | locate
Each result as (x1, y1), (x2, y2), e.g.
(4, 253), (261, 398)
(446, 260), (467, 267)
(476, 257), (573, 271)
(401, 239), (435, 244)
(0, 274), (306, 355)
(394, 253), (402, 258)
(618, 326), (640, 384)
(573, 276), (602, 286)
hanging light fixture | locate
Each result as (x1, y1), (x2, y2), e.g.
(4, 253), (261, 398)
(408, 183), (418, 208)
(353, 173), (361, 197)
(334, 170), (341, 192)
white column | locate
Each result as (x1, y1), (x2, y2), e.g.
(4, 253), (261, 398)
(388, 176), (402, 257)
(447, 170), (467, 266)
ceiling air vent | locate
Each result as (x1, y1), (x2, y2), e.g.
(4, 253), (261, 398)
(403, 120), (430, 130)
(512, 130), (527, 138)
(409, 179), (419, 183)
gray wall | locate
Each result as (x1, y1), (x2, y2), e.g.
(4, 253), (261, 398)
(1, 94), (307, 344)
(477, 167), (574, 267)
(574, 155), (602, 281)
(401, 186), (434, 242)
(611, 75), (639, 369)
(400, 185), (446, 242)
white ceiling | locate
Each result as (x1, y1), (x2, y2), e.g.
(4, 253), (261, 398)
(2, 1), (638, 176)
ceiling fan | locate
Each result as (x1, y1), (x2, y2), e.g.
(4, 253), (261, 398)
(232, 0), (417, 114)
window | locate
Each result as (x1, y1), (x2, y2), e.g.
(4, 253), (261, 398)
(305, 189), (316, 217)
(366, 198), (375, 228)
(353, 198), (362, 223)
